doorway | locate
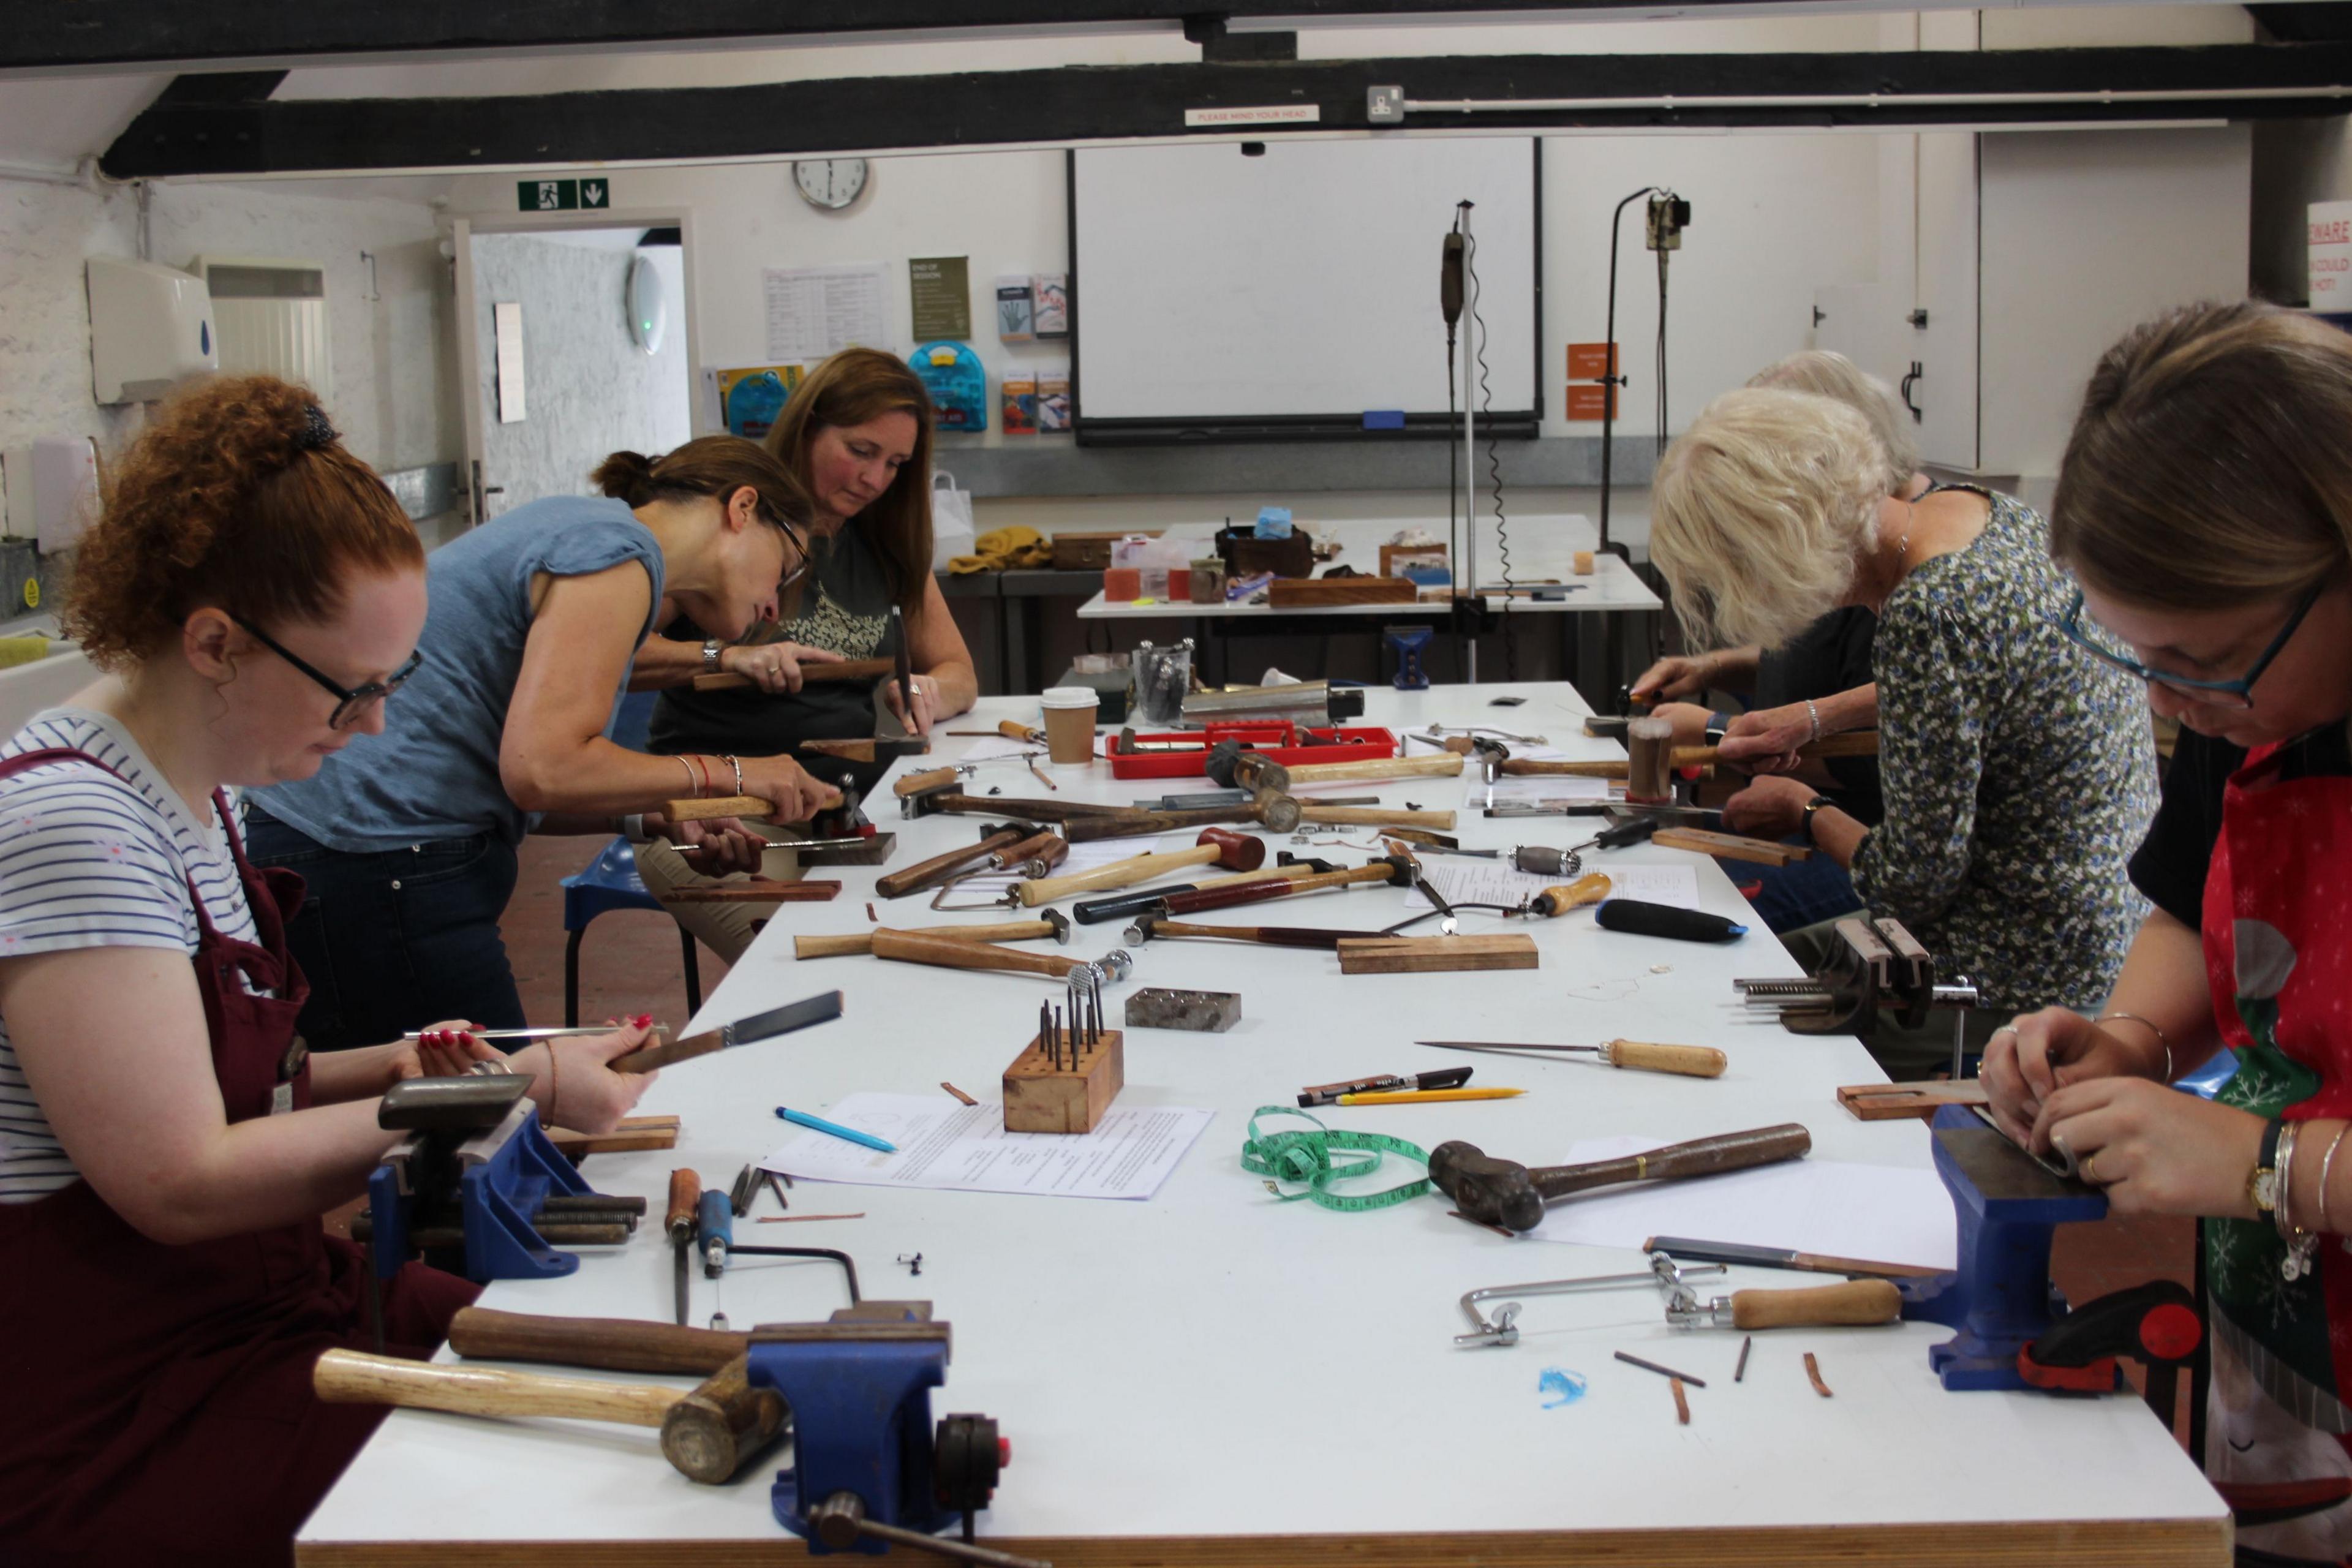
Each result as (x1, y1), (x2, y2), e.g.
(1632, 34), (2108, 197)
(451, 211), (698, 525)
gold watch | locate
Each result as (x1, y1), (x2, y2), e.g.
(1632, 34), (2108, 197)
(2248, 1117), (2286, 1214)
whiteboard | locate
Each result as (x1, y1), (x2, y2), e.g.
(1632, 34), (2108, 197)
(1070, 138), (1540, 437)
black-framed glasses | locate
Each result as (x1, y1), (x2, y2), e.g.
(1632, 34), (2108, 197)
(770, 509), (811, 597)
(227, 612), (423, 729)
(2055, 580), (2326, 711)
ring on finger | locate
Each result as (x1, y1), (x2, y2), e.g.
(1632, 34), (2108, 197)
(2081, 1151), (2103, 1184)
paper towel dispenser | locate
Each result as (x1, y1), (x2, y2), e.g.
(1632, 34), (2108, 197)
(87, 257), (218, 404)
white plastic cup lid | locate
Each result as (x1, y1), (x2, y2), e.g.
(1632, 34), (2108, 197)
(1041, 686), (1100, 709)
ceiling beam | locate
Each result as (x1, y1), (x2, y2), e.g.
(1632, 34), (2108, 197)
(100, 42), (2352, 180)
(0, 1), (1950, 75)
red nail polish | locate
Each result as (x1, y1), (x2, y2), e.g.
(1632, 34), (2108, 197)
(634, 1014), (653, 1028)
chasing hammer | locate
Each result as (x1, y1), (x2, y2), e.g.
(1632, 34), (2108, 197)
(1428, 1124), (1812, 1233)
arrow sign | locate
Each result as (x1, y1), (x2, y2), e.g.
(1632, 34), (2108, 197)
(580, 180), (608, 209)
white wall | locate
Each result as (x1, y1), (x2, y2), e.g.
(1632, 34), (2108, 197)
(471, 231), (691, 514)
(0, 173), (456, 538)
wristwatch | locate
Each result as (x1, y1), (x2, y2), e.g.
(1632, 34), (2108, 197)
(2249, 1117), (2286, 1215)
(1800, 795), (1834, 845)
(701, 638), (723, 673)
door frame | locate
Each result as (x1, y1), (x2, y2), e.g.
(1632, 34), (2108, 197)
(449, 206), (703, 527)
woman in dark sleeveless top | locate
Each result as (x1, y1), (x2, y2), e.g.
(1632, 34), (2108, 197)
(639, 348), (979, 960)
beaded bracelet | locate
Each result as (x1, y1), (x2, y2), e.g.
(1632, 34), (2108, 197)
(1804, 699), (1821, 744)
(720, 753), (745, 797)
(2279, 1120), (2320, 1281)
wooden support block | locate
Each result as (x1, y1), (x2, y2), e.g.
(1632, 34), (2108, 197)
(1267, 575), (1420, 609)
(1335, 934), (1539, 975)
(1653, 827), (1811, 867)
(1573, 550), (1595, 576)
(662, 880), (843, 904)
(546, 1116), (682, 1156)
(1003, 1029), (1125, 1133)
(1837, 1080), (1990, 1122)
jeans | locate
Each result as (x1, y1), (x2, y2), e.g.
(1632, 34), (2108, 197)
(243, 809), (527, 1050)
(1720, 841), (1870, 935)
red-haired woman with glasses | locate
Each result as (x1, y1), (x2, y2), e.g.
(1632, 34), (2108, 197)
(0, 378), (658, 1564)
(1983, 303), (2352, 1559)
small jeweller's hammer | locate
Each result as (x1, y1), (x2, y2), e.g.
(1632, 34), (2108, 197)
(1428, 1124), (1813, 1234)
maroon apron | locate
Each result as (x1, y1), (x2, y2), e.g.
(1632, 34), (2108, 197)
(0, 749), (477, 1567)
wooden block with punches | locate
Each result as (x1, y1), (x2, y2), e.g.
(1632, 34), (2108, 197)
(1335, 934), (1539, 975)
(1003, 1028), (1125, 1134)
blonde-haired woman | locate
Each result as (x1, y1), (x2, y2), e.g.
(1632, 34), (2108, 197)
(1649, 386), (2156, 1072)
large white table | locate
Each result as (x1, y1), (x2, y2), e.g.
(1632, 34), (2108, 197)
(300, 683), (2226, 1567)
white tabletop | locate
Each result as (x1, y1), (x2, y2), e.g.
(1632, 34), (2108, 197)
(300, 683), (2225, 1567)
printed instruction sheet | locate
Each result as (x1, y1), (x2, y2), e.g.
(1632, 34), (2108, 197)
(764, 262), (890, 362)
(763, 1092), (1214, 1201)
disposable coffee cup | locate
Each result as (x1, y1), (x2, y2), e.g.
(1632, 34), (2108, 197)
(1040, 687), (1101, 766)
(1626, 715), (1675, 803)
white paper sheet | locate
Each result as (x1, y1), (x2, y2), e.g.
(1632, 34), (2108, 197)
(764, 262), (890, 362)
(761, 1092), (1214, 1201)
(954, 734), (1045, 762)
(1420, 860), (1703, 911)
(1524, 1135), (1957, 1270)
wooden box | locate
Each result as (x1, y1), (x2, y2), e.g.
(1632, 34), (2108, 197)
(1003, 1029), (1125, 1134)
(1050, 531), (1161, 572)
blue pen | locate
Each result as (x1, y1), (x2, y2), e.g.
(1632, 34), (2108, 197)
(775, 1105), (898, 1154)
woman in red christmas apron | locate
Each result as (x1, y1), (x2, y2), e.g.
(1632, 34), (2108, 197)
(0, 379), (659, 1566)
(1983, 301), (2352, 1564)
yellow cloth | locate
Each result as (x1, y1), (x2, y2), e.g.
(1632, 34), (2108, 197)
(0, 636), (51, 669)
(949, 525), (1052, 575)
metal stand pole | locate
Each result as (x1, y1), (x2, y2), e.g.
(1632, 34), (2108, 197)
(1461, 204), (1479, 687)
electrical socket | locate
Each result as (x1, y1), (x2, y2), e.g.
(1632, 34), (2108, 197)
(1366, 85), (1405, 124)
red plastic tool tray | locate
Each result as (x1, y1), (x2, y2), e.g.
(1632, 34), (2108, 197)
(1107, 723), (1399, 780)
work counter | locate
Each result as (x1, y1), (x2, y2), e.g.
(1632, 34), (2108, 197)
(300, 680), (2226, 1567)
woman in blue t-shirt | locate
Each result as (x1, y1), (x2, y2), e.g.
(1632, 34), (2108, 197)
(247, 437), (839, 1049)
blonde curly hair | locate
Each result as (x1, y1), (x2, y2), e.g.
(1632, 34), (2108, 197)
(1747, 350), (1919, 496)
(1648, 387), (1888, 651)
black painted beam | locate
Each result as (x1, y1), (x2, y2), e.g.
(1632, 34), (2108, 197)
(3, 1), (1926, 74)
(102, 42), (2352, 179)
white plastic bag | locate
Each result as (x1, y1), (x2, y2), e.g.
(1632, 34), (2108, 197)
(930, 470), (976, 569)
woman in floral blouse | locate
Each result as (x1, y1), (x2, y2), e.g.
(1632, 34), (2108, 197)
(1648, 386), (2157, 1074)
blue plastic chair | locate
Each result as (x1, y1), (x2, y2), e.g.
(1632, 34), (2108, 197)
(560, 837), (702, 1027)
(557, 688), (701, 1027)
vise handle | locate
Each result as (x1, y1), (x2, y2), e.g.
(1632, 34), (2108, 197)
(1719, 1279), (1902, 1330)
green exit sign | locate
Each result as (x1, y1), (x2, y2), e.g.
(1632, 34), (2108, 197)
(516, 177), (611, 212)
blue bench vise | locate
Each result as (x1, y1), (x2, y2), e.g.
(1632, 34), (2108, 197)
(361, 1075), (639, 1289)
(749, 1302), (1027, 1564)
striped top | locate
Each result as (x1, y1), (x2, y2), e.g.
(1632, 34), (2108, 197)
(0, 708), (262, 1204)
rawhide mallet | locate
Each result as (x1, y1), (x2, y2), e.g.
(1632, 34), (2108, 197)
(1429, 1124), (1812, 1234)
(1015, 828), (1264, 907)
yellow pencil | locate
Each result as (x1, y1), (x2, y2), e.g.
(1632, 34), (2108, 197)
(1335, 1087), (1526, 1106)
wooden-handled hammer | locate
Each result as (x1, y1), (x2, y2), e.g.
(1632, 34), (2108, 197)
(1428, 1123), (1812, 1233)
(1205, 742), (1464, 796)
(794, 912), (1071, 960)
(1015, 828), (1265, 907)
(868, 929), (1134, 984)
(689, 656), (896, 693)
(312, 1347), (782, 1485)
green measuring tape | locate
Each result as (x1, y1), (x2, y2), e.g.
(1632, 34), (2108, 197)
(1241, 1106), (1433, 1212)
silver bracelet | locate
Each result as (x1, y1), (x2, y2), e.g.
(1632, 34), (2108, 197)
(2319, 1123), (2352, 1235)
(1804, 699), (1821, 744)
(2279, 1121), (2320, 1281)
(2094, 1012), (2174, 1084)
(719, 753), (745, 797)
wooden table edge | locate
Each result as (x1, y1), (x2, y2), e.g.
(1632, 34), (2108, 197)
(300, 1515), (2230, 1567)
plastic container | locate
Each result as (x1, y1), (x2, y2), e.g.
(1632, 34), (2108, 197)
(1103, 567), (1142, 602)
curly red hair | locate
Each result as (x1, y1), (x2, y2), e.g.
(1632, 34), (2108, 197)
(64, 376), (424, 669)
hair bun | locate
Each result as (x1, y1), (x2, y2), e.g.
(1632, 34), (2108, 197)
(592, 449), (660, 505)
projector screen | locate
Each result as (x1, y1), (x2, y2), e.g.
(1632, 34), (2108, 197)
(1069, 137), (1540, 444)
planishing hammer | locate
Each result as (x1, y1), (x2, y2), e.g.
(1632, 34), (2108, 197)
(1428, 1124), (1813, 1234)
